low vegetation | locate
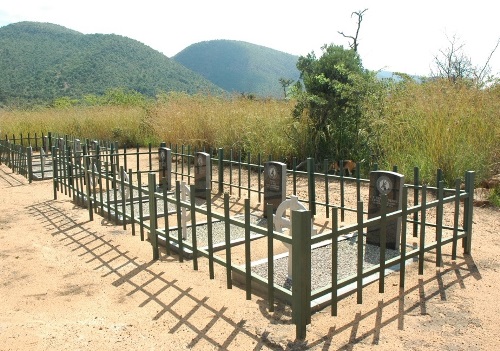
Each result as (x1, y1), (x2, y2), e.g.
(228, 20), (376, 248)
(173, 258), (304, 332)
(1, 79), (499, 188)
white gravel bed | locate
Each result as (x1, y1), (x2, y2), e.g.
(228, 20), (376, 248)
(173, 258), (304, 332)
(251, 235), (400, 291)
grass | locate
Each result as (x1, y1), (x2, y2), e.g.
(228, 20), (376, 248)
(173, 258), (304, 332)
(1, 81), (499, 187)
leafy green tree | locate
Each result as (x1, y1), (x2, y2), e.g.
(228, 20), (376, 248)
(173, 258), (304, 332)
(293, 44), (372, 163)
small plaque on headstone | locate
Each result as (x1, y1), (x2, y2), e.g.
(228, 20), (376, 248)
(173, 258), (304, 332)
(264, 161), (287, 216)
(366, 170), (405, 250)
(158, 147), (172, 190)
(195, 152), (211, 199)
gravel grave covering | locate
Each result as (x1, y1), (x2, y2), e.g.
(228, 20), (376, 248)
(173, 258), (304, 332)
(251, 235), (400, 291)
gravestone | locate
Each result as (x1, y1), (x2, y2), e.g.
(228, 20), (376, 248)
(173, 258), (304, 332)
(74, 139), (82, 164)
(367, 170), (405, 250)
(158, 147), (172, 190)
(58, 138), (65, 152)
(194, 152), (211, 199)
(264, 161), (287, 217)
(43, 135), (49, 154)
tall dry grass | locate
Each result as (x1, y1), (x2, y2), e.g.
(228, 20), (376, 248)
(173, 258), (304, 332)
(371, 79), (500, 185)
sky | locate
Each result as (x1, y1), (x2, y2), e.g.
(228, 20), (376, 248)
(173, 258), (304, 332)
(1, 0), (499, 77)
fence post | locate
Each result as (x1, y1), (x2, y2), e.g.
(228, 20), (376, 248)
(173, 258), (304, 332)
(218, 148), (224, 193)
(148, 172), (159, 260)
(463, 171), (475, 254)
(307, 157), (316, 217)
(27, 146), (33, 183)
(52, 146), (58, 199)
(291, 209), (312, 340)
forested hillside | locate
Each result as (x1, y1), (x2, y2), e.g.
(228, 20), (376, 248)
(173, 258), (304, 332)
(0, 22), (223, 105)
(173, 40), (301, 98)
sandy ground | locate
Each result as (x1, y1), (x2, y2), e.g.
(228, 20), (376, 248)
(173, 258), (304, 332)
(1, 162), (500, 351)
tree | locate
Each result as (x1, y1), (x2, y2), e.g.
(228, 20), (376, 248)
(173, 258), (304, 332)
(292, 45), (372, 163)
(278, 78), (294, 99)
(338, 9), (368, 53)
(432, 34), (500, 87)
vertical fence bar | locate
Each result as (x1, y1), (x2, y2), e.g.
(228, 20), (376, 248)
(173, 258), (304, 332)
(418, 185), (427, 275)
(229, 149), (233, 195)
(307, 157), (316, 216)
(324, 159), (329, 218)
(190, 184), (198, 269)
(340, 161), (345, 222)
(207, 188), (214, 278)
(148, 173), (159, 260)
(175, 182), (184, 263)
(291, 209), (311, 340)
(379, 195), (387, 293)
(356, 201), (364, 304)
(247, 152), (251, 199)
(163, 179), (170, 255)
(218, 148), (224, 194)
(452, 179), (461, 260)
(258, 153), (262, 203)
(244, 198), (251, 300)
(238, 153), (242, 198)
(292, 157), (297, 196)
(129, 169), (136, 236)
(356, 163), (361, 202)
(52, 147), (58, 199)
(120, 166), (126, 230)
(413, 167), (420, 237)
(224, 193), (231, 287)
(463, 171), (475, 254)
(138, 172), (144, 241)
(27, 146), (33, 183)
(400, 187), (408, 288)
(331, 207), (338, 316)
(266, 203), (274, 312)
(84, 156), (93, 221)
(436, 181), (444, 267)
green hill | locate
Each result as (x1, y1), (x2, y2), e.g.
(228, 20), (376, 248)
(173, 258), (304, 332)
(0, 22), (223, 105)
(173, 40), (300, 98)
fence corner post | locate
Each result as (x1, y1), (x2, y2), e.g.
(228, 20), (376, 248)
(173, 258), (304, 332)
(291, 209), (311, 340)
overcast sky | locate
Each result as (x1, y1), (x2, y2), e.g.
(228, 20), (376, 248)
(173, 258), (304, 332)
(1, 0), (499, 77)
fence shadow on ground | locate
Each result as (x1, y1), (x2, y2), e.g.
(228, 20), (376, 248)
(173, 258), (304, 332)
(0, 166), (25, 188)
(25, 200), (288, 350)
(254, 253), (480, 350)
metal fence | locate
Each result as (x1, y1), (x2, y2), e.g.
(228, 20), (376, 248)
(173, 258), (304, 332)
(3, 133), (475, 340)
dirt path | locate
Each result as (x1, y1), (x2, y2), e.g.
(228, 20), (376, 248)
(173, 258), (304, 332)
(1, 163), (499, 350)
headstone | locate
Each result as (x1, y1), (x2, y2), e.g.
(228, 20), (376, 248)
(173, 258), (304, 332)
(194, 152), (211, 199)
(74, 139), (82, 164)
(158, 147), (172, 190)
(58, 138), (65, 152)
(264, 161), (287, 217)
(366, 170), (405, 250)
(43, 135), (49, 154)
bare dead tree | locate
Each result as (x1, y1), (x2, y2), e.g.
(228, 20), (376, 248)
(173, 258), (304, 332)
(338, 9), (368, 52)
(432, 35), (500, 86)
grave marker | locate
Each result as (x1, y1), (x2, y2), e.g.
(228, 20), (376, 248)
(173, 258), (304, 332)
(264, 161), (287, 217)
(158, 147), (172, 190)
(74, 139), (82, 164)
(367, 170), (405, 250)
(194, 152), (211, 199)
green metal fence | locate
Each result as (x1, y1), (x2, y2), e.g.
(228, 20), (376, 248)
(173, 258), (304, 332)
(8, 133), (475, 340)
